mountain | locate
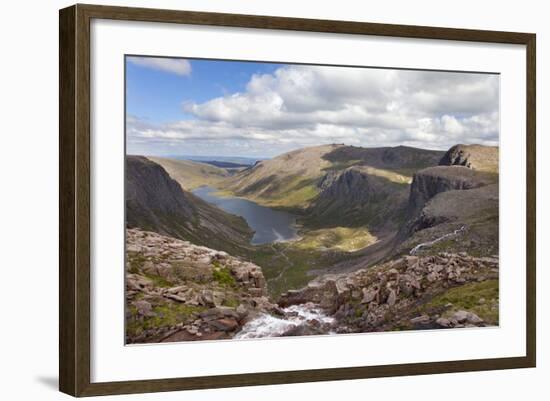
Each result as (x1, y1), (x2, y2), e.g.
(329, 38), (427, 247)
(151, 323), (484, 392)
(147, 157), (229, 190)
(126, 156), (253, 254)
(221, 144), (445, 212)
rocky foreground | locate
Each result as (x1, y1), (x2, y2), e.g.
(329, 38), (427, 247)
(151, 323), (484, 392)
(127, 226), (499, 342)
(279, 252), (499, 334)
(126, 228), (280, 343)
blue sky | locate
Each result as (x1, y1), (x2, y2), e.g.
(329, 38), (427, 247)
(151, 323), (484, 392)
(126, 56), (499, 158)
(126, 58), (281, 125)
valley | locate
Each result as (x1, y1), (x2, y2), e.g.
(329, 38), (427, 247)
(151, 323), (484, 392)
(125, 143), (500, 343)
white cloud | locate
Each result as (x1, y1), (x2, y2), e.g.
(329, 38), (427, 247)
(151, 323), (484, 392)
(127, 56), (191, 76)
(127, 64), (499, 157)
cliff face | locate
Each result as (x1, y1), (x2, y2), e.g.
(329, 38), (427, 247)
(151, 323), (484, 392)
(439, 144), (499, 173)
(391, 161), (499, 258)
(407, 166), (493, 216)
(305, 166), (408, 230)
(126, 156), (253, 254)
(126, 228), (279, 343)
(126, 156), (197, 224)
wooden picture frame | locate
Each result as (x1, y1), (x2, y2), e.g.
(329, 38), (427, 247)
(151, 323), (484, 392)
(59, 3), (536, 397)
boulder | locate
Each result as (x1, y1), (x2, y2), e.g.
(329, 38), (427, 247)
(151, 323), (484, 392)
(436, 317), (451, 327)
(386, 289), (397, 306)
(135, 300), (154, 317)
(453, 310), (470, 323)
(209, 318), (239, 332)
(361, 287), (378, 304)
(410, 315), (430, 324)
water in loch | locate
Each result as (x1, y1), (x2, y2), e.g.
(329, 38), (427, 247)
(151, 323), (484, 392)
(192, 186), (299, 245)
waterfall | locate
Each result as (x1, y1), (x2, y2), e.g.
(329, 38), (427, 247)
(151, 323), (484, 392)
(235, 303), (335, 339)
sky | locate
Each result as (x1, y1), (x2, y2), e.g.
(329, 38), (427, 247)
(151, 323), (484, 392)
(126, 56), (499, 159)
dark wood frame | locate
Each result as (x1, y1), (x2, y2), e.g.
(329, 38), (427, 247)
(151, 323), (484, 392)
(59, 3), (536, 397)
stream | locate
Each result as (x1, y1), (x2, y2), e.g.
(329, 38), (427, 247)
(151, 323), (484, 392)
(235, 303), (335, 339)
(410, 225), (466, 255)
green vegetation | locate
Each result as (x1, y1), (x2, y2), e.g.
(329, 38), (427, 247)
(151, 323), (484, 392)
(127, 302), (206, 337)
(268, 182), (319, 209)
(322, 159), (362, 172)
(356, 166), (412, 184)
(212, 265), (237, 287)
(295, 227), (377, 252)
(248, 240), (363, 298)
(221, 297), (241, 307)
(143, 273), (173, 288)
(425, 280), (499, 325)
(127, 253), (146, 274)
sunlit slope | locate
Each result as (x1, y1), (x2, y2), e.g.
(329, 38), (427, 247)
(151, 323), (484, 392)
(148, 157), (229, 190)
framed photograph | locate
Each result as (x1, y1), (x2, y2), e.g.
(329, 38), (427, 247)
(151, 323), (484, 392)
(59, 4), (536, 397)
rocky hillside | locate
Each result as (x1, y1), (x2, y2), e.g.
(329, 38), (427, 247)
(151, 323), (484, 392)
(304, 165), (409, 230)
(323, 144), (499, 274)
(126, 156), (253, 254)
(126, 228), (280, 343)
(439, 144), (499, 173)
(278, 252), (499, 334)
(395, 148), (499, 258)
(407, 166), (495, 216)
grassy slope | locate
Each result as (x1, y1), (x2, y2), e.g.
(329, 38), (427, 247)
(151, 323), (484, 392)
(220, 144), (340, 210)
(149, 157), (229, 190)
(423, 279), (499, 325)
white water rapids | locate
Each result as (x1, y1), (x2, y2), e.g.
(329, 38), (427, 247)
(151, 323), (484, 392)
(235, 303), (335, 339)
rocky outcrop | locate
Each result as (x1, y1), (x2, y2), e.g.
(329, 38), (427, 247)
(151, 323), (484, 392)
(126, 228), (279, 343)
(395, 162), (499, 257)
(408, 166), (493, 216)
(305, 166), (408, 230)
(439, 144), (499, 173)
(126, 156), (253, 254)
(279, 253), (499, 333)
